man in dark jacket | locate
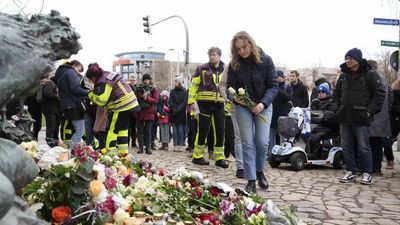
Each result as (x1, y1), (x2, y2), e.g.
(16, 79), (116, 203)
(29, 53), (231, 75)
(290, 70), (309, 108)
(334, 48), (385, 185)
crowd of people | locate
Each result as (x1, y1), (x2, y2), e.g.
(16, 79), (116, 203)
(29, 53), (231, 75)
(19, 31), (400, 193)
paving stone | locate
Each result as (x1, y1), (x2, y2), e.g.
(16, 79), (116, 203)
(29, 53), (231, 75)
(373, 218), (399, 225)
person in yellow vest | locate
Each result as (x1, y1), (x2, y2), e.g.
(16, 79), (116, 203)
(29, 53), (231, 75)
(188, 47), (228, 168)
(85, 63), (139, 155)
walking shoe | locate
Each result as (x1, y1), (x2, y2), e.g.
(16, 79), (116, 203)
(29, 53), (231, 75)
(244, 180), (256, 193)
(236, 169), (245, 179)
(186, 146), (194, 151)
(215, 159), (229, 168)
(386, 161), (394, 169)
(145, 149), (152, 155)
(360, 173), (372, 185)
(192, 157), (210, 165)
(151, 143), (156, 150)
(137, 149), (144, 154)
(256, 171), (269, 189)
(339, 171), (356, 183)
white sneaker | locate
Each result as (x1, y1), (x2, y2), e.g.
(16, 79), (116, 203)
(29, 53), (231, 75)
(339, 171), (356, 183)
(360, 173), (372, 185)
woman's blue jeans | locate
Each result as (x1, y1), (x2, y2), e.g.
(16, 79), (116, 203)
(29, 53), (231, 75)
(235, 105), (272, 180)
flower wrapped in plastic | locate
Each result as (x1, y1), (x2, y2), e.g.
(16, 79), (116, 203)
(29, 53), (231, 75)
(228, 87), (268, 123)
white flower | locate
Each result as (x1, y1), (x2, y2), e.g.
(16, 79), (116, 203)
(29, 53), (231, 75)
(92, 188), (107, 204)
(228, 87), (236, 95)
(238, 87), (245, 95)
(113, 208), (130, 223)
(65, 172), (70, 178)
(113, 193), (130, 210)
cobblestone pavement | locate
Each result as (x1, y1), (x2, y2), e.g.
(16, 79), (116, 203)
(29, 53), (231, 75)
(131, 142), (400, 225)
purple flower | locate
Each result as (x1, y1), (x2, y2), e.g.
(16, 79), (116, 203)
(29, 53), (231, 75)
(220, 199), (235, 216)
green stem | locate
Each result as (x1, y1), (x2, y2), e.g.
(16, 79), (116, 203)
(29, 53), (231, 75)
(191, 198), (218, 210)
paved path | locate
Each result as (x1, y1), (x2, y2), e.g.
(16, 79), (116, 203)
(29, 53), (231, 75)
(131, 143), (400, 225)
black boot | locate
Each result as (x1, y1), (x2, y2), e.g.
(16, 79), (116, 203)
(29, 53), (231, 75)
(244, 180), (256, 193)
(151, 142), (156, 150)
(215, 159), (229, 168)
(145, 147), (152, 154)
(137, 148), (144, 154)
(192, 157), (210, 165)
(256, 171), (269, 189)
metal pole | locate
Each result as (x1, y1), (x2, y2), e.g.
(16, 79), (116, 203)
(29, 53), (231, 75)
(168, 48), (174, 90)
(150, 15), (189, 88)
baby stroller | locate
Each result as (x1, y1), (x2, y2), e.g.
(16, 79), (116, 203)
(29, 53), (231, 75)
(268, 107), (344, 171)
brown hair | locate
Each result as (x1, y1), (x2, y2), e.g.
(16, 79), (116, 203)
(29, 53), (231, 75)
(290, 70), (300, 77)
(392, 78), (400, 91)
(208, 47), (221, 56)
(229, 31), (261, 71)
(85, 63), (103, 79)
(68, 60), (83, 72)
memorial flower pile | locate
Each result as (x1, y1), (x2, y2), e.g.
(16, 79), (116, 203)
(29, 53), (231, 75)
(21, 143), (300, 225)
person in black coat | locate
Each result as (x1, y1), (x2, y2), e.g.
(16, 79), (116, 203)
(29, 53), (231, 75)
(289, 70), (309, 108)
(41, 75), (62, 146)
(169, 76), (187, 146)
(308, 83), (338, 159)
(268, 70), (292, 153)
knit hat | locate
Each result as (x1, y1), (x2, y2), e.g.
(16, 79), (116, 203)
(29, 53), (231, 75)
(142, 73), (152, 82)
(174, 76), (183, 85)
(276, 70), (284, 78)
(318, 83), (331, 95)
(160, 90), (169, 98)
(345, 48), (362, 63)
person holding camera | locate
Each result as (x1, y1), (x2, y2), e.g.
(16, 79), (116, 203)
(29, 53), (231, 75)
(85, 63), (140, 155)
(135, 74), (160, 154)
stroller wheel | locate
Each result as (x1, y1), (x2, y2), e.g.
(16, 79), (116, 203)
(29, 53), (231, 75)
(290, 152), (306, 171)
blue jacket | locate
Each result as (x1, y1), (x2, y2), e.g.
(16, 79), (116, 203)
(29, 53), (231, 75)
(227, 49), (279, 108)
(54, 64), (88, 110)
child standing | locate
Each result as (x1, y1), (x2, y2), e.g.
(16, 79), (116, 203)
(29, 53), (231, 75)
(158, 90), (170, 150)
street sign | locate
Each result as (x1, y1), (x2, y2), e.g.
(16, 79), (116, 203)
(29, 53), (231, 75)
(381, 40), (400, 47)
(373, 18), (400, 26)
(390, 50), (399, 72)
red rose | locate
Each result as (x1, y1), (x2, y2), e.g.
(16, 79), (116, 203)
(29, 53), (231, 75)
(51, 206), (72, 224)
(209, 186), (224, 197)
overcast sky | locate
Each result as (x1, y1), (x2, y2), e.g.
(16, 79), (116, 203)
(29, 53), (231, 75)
(2, 0), (399, 71)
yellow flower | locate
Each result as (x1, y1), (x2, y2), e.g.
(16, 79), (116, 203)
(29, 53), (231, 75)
(88, 180), (105, 198)
(101, 148), (108, 154)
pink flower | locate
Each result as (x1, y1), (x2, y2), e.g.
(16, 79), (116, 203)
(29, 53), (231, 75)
(104, 178), (117, 190)
(220, 199), (235, 216)
(123, 174), (133, 186)
(98, 196), (116, 214)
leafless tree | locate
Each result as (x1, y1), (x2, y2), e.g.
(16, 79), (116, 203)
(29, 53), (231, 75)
(375, 49), (397, 84)
(0, 0), (45, 18)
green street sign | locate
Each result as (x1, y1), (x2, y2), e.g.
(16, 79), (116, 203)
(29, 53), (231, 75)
(381, 40), (400, 47)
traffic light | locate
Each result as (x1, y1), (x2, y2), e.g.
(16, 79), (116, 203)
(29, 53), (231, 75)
(143, 15), (152, 34)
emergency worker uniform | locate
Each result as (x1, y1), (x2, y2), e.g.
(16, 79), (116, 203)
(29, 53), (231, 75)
(188, 61), (228, 167)
(88, 71), (139, 154)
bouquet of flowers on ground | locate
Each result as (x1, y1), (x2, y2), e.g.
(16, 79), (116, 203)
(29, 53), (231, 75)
(228, 87), (268, 123)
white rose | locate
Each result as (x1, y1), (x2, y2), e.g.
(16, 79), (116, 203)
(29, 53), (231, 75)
(113, 208), (130, 223)
(228, 87), (236, 95)
(238, 88), (245, 95)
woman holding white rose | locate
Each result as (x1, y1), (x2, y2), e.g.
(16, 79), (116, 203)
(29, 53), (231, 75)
(226, 31), (278, 193)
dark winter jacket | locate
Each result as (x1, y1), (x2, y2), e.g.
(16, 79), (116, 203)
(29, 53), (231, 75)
(54, 64), (88, 110)
(310, 95), (338, 127)
(41, 77), (61, 114)
(271, 82), (292, 128)
(227, 48), (279, 108)
(135, 85), (159, 121)
(291, 80), (309, 108)
(333, 60), (385, 126)
(169, 86), (188, 125)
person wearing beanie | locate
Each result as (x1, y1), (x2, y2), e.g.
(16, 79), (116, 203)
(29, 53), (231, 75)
(335, 48), (385, 185)
(169, 75), (188, 149)
(133, 73), (159, 154)
(86, 63), (140, 155)
(157, 90), (170, 150)
(188, 46), (229, 169)
(318, 83), (331, 95)
(307, 80), (337, 160)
